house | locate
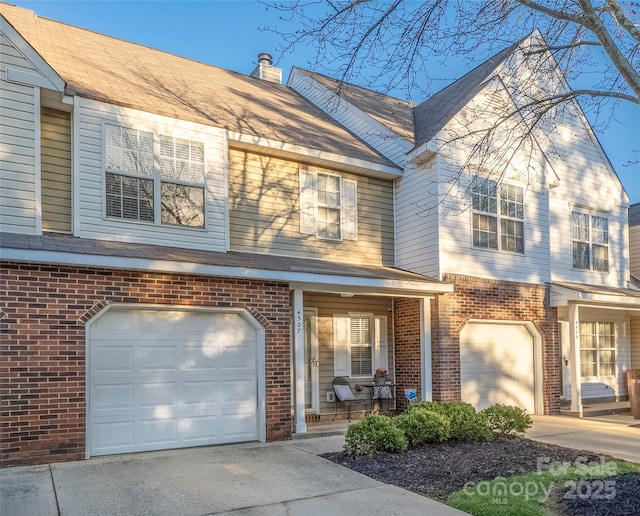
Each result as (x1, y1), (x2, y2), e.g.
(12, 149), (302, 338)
(288, 31), (640, 417)
(0, 3), (454, 466)
(1, 4), (637, 467)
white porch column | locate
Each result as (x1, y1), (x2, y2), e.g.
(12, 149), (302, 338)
(420, 297), (433, 402)
(292, 288), (307, 433)
(568, 303), (583, 416)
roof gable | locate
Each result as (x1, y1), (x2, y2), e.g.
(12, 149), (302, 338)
(0, 10), (64, 91)
(292, 67), (416, 143)
(0, 3), (394, 170)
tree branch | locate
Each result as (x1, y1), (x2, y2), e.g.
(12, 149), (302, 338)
(606, 0), (640, 45)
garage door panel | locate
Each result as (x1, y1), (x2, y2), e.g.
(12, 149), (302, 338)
(183, 381), (217, 405)
(93, 383), (135, 412)
(93, 421), (135, 453)
(140, 382), (177, 407)
(140, 418), (178, 445)
(89, 309), (260, 456)
(92, 345), (134, 372)
(460, 322), (536, 414)
(180, 415), (218, 442)
(138, 346), (177, 371)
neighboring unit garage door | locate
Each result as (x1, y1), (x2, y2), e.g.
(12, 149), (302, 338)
(460, 322), (537, 414)
(88, 308), (260, 456)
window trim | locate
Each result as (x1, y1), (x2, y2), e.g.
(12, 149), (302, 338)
(299, 168), (358, 242)
(579, 321), (616, 380)
(571, 210), (609, 272)
(470, 176), (525, 254)
(102, 121), (207, 229)
(333, 313), (388, 380)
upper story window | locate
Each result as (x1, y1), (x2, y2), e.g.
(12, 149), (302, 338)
(299, 169), (357, 241)
(571, 211), (608, 271)
(105, 123), (205, 228)
(471, 177), (524, 253)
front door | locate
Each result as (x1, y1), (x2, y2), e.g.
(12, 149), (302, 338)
(304, 309), (319, 414)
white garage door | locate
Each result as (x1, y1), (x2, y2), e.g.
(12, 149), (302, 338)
(88, 309), (260, 456)
(460, 322), (537, 413)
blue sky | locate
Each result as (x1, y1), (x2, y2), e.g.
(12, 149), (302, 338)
(8, 0), (640, 203)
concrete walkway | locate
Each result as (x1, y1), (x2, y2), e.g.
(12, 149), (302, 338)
(0, 437), (465, 516)
(528, 414), (640, 463)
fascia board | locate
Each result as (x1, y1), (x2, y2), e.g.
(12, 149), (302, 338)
(1, 15), (65, 92)
(2, 248), (453, 295)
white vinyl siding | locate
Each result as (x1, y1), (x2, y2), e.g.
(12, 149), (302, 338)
(228, 150), (393, 265)
(629, 224), (640, 278)
(394, 158), (441, 278)
(75, 98), (227, 252)
(288, 68), (412, 167)
(436, 155), (550, 283)
(41, 107), (72, 233)
(0, 35), (37, 234)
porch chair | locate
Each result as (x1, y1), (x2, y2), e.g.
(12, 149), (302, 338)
(332, 377), (367, 421)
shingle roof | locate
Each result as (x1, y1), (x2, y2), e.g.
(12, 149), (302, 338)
(630, 203), (640, 227)
(0, 232), (445, 286)
(293, 41), (520, 150)
(293, 67), (416, 143)
(413, 42), (519, 148)
(0, 3), (394, 168)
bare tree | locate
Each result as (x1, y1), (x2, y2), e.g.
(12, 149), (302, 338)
(267, 1), (639, 106)
(265, 1), (638, 212)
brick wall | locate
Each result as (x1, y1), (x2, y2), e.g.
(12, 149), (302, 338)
(1, 261), (291, 467)
(392, 298), (422, 411)
(394, 275), (560, 415)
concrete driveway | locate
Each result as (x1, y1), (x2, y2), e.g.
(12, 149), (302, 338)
(528, 415), (640, 463)
(0, 437), (464, 516)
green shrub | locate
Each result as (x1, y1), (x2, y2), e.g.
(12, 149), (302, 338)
(408, 401), (493, 442)
(394, 409), (450, 446)
(344, 414), (408, 456)
(481, 404), (533, 438)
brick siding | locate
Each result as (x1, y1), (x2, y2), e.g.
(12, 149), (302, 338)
(1, 261), (291, 467)
(394, 274), (560, 415)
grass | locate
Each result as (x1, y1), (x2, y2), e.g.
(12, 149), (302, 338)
(446, 459), (640, 516)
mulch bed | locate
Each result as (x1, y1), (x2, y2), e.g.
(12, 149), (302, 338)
(323, 438), (640, 515)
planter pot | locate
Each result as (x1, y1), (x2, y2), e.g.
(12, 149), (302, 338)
(626, 369), (640, 419)
(374, 376), (387, 385)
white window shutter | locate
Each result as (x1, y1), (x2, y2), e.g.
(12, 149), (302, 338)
(342, 178), (357, 240)
(374, 316), (388, 372)
(333, 315), (350, 377)
(299, 168), (316, 235)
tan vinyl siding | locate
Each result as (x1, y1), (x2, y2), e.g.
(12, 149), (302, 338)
(631, 317), (640, 369)
(630, 225), (640, 277)
(228, 149), (395, 266)
(41, 107), (72, 233)
(304, 293), (393, 415)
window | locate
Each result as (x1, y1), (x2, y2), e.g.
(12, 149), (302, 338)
(333, 314), (388, 379)
(105, 123), (205, 228)
(571, 211), (608, 271)
(299, 169), (357, 241)
(580, 322), (615, 378)
(471, 177), (524, 253)
(349, 314), (372, 377)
